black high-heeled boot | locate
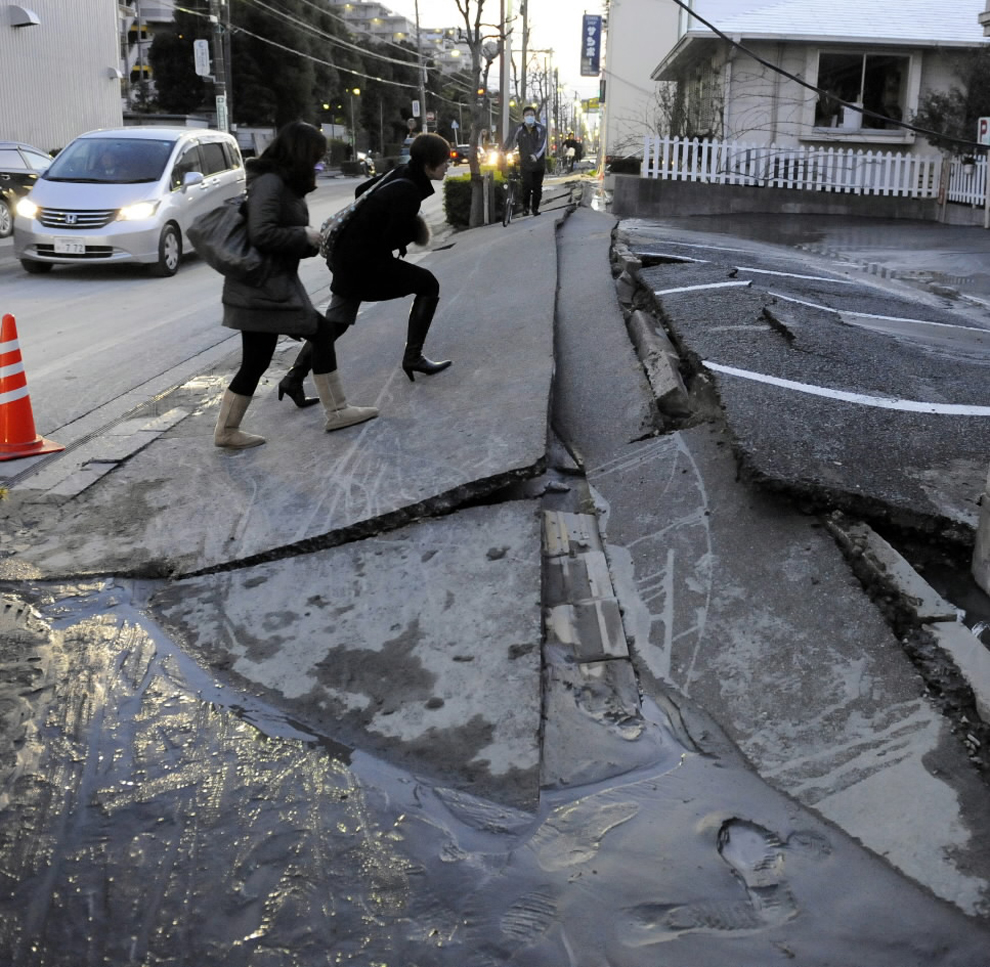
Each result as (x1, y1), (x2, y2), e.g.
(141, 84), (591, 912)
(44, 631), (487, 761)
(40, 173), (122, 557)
(277, 342), (319, 407)
(402, 295), (451, 382)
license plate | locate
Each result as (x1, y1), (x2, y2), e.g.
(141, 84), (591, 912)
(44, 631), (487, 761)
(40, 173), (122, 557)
(54, 237), (86, 255)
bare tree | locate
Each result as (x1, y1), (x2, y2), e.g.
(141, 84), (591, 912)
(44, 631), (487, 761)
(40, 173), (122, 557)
(454, 0), (508, 226)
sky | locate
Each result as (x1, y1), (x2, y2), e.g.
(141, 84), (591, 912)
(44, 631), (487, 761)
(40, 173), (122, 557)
(385, 0), (604, 100)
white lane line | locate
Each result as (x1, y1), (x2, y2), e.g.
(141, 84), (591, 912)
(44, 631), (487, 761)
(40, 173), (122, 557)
(704, 361), (990, 415)
(635, 251), (710, 264)
(736, 266), (855, 284)
(767, 290), (989, 332)
(654, 280), (753, 296)
(635, 242), (756, 255)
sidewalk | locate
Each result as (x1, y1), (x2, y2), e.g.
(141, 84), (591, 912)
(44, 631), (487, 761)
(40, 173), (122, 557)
(2, 202), (990, 963)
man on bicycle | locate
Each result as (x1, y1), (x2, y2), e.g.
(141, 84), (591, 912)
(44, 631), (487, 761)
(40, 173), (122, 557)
(507, 105), (547, 216)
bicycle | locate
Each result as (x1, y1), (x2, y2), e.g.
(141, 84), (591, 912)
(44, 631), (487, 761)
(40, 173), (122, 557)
(501, 161), (520, 227)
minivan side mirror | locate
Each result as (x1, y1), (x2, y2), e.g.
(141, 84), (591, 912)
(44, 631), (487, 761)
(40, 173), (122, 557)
(182, 171), (205, 189)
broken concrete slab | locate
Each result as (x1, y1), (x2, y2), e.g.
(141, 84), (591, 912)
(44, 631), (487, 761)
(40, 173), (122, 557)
(2, 217), (558, 580)
(150, 501), (544, 806)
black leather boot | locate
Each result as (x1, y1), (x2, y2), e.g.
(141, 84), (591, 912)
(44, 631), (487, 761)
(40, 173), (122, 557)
(402, 295), (451, 382)
(277, 342), (319, 407)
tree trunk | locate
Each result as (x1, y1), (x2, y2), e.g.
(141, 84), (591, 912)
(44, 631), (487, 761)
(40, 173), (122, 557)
(469, 172), (486, 227)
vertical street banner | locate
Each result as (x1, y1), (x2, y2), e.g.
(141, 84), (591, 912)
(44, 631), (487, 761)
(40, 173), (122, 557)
(581, 14), (602, 76)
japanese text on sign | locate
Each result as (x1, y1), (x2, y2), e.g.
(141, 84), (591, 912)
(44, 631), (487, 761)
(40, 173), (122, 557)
(581, 14), (602, 77)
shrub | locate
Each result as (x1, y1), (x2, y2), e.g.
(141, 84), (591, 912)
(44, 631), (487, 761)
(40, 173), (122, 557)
(442, 170), (511, 227)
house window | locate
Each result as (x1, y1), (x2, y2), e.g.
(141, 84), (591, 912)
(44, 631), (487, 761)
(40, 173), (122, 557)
(815, 52), (909, 130)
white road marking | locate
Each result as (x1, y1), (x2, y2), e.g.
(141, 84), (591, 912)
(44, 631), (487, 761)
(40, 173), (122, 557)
(736, 265), (855, 284)
(654, 280), (753, 296)
(768, 290), (988, 332)
(705, 361), (990, 415)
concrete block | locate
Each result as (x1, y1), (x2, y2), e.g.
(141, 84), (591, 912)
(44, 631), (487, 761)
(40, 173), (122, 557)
(625, 309), (691, 418)
(926, 621), (990, 724)
(546, 599), (628, 661)
(830, 520), (960, 623)
(615, 270), (637, 304)
(543, 511), (602, 559)
(971, 492), (990, 596)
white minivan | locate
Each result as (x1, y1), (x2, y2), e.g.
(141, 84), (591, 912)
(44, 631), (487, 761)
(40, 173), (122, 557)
(14, 127), (245, 277)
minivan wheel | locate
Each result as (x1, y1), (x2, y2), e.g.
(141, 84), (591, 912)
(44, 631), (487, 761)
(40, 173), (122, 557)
(150, 223), (181, 277)
(21, 259), (53, 275)
(0, 199), (12, 238)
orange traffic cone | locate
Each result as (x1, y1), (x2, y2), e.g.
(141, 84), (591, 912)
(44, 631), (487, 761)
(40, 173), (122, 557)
(0, 313), (64, 461)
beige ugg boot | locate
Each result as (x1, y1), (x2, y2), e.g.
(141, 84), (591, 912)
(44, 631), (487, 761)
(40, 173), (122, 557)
(313, 372), (379, 432)
(214, 389), (266, 448)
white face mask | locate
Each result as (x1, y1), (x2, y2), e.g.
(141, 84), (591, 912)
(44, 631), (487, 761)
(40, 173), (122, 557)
(524, 115), (536, 126)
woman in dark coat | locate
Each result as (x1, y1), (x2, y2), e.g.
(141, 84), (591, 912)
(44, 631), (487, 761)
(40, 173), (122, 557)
(215, 121), (376, 447)
(276, 132), (452, 409)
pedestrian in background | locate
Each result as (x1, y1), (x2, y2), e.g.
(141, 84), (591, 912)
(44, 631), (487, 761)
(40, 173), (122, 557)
(507, 105), (547, 216)
(277, 131), (453, 405)
(214, 121), (375, 448)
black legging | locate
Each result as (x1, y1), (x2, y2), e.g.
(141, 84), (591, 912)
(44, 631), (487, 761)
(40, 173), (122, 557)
(229, 313), (335, 396)
(288, 260), (440, 375)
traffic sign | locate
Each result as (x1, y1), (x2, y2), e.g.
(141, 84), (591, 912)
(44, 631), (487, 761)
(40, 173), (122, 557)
(193, 39), (211, 78)
(980, 117), (990, 145)
(411, 99), (421, 118)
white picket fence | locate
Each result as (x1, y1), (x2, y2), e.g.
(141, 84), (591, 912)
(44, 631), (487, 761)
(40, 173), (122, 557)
(641, 136), (986, 206)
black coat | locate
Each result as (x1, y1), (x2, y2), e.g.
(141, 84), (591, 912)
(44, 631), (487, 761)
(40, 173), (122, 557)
(222, 159), (319, 336)
(329, 162), (434, 297)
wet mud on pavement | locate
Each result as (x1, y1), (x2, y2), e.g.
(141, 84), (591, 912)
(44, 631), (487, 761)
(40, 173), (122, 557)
(2, 581), (990, 966)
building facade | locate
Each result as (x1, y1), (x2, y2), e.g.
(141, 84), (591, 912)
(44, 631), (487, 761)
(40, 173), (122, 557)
(653, 0), (989, 154)
(600, 0), (679, 163)
(1, 0), (123, 150)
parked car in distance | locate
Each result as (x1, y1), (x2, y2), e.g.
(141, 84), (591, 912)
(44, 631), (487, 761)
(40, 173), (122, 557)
(14, 127), (245, 277)
(449, 144), (472, 166)
(0, 141), (53, 238)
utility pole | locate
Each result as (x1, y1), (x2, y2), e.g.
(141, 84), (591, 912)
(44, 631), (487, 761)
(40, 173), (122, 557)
(520, 1), (528, 105)
(415, 0), (428, 132)
(209, 0), (228, 131)
(499, 0), (512, 143)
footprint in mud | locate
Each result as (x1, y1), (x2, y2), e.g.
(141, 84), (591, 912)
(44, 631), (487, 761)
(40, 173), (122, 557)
(620, 819), (821, 946)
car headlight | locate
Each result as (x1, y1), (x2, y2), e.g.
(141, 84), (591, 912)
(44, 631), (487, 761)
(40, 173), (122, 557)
(15, 197), (38, 219)
(117, 201), (159, 221)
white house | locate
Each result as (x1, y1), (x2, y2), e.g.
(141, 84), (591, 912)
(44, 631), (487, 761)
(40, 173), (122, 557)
(0, 0), (122, 151)
(651, 0), (990, 154)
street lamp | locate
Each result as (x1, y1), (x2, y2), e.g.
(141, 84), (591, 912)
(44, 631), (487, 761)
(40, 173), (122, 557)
(349, 87), (361, 149)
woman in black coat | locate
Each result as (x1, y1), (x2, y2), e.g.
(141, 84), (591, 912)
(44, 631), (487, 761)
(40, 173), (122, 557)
(276, 132), (452, 409)
(215, 121), (376, 448)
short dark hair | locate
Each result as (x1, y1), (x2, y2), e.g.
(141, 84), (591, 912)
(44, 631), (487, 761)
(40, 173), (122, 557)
(410, 132), (451, 169)
(523, 105), (537, 115)
(261, 121), (327, 193)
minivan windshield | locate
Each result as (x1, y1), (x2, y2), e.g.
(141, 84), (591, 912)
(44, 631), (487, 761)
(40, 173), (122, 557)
(44, 137), (176, 184)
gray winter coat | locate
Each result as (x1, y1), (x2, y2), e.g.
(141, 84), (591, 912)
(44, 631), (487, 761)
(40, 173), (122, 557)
(221, 163), (319, 336)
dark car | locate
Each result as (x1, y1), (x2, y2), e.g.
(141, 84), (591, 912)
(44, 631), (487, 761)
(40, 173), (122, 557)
(449, 143), (473, 166)
(0, 141), (52, 238)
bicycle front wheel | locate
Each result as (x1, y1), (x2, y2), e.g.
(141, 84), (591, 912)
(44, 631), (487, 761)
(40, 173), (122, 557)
(502, 182), (514, 226)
